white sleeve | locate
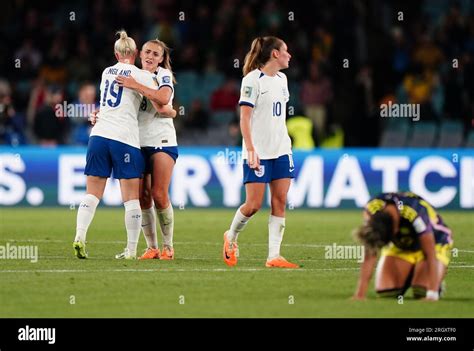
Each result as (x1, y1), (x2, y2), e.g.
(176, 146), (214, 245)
(158, 69), (174, 92)
(239, 73), (259, 107)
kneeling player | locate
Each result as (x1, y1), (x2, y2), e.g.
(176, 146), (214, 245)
(352, 192), (453, 301)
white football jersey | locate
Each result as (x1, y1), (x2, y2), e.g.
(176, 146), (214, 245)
(91, 62), (157, 148)
(239, 69), (292, 160)
(138, 67), (177, 147)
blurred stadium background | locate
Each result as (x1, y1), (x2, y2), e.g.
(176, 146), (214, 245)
(0, 0), (473, 318)
(1, 0), (473, 148)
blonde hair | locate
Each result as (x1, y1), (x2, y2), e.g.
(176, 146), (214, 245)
(143, 39), (176, 84)
(243, 36), (284, 76)
(114, 30), (137, 58)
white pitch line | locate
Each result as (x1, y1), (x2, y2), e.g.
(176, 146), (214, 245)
(0, 265), (472, 274)
(3, 239), (328, 247)
(0, 267), (359, 273)
(37, 255), (356, 263)
(4, 239), (474, 252)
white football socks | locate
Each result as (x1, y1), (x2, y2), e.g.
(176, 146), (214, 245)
(75, 194), (100, 243)
(268, 215), (285, 260)
(157, 203), (174, 248)
(227, 207), (251, 242)
(141, 206), (158, 249)
(124, 199), (142, 256)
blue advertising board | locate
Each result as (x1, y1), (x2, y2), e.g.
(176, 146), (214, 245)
(0, 147), (472, 209)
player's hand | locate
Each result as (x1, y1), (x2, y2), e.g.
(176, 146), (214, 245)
(116, 75), (137, 89)
(247, 149), (260, 170)
(89, 109), (99, 125)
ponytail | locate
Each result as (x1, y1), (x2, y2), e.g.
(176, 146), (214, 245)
(114, 30), (137, 58)
(243, 36), (283, 76)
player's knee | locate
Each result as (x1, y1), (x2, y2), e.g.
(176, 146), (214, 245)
(139, 197), (152, 210)
(271, 196), (287, 211)
(412, 285), (427, 299)
(246, 203), (261, 216)
(152, 190), (169, 209)
(376, 288), (404, 298)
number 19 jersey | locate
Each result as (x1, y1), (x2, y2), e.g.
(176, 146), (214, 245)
(91, 62), (157, 149)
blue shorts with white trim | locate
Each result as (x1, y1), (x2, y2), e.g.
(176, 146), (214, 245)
(141, 146), (179, 174)
(84, 136), (144, 179)
(243, 154), (295, 184)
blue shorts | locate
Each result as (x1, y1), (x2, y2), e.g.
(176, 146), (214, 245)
(243, 154), (295, 184)
(85, 136), (144, 179)
(141, 146), (179, 174)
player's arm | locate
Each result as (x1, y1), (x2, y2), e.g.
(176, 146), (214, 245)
(116, 75), (172, 105)
(353, 251), (378, 300)
(240, 105), (259, 170)
(419, 232), (439, 301)
(150, 101), (177, 118)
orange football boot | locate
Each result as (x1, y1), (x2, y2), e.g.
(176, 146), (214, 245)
(160, 246), (175, 260)
(139, 248), (160, 260)
(223, 231), (238, 267)
(265, 256), (299, 268)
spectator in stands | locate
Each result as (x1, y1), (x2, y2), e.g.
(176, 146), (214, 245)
(0, 79), (26, 145)
(71, 82), (97, 145)
(286, 109), (316, 149)
(412, 33), (444, 71)
(33, 85), (69, 146)
(402, 64), (439, 120)
(186, 99), (210, 130)
(2, 0), (473, 147)
(228, 116), (241, 147)
(300, 62), (333, 142)
(210, 79), (239, 112)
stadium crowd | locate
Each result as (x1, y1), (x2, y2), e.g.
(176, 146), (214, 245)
(1, 0), (473, 147)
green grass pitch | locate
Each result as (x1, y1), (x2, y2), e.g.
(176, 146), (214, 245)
(0, 208), (473, 317)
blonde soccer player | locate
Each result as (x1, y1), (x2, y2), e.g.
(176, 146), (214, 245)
(73, 30), (170, 259)
(115, 39), (177, 260)
(223, 36), (299, 268)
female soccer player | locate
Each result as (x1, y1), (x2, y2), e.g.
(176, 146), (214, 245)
(222, 36), (299, 268)
(73, 30), (163, 259)
(352, 192), (453, 301)
(115, 39), (177, 260)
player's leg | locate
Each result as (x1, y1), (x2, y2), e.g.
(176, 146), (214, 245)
(223, 182), (266, 267)
(226, 158), (269, 243)
(228, 182), (266, 240)
(375, 254), (414, 298)
(118, 177), (142, 258)
(73, 176), (107, 258)
(74, 136), (111, 258)
(112, 141), (145, 259)
(223, 157), (268, 267)
(411, 244), (450, 299)
(265, 155), (298, 268)
(265, 177), (298, 268)
(151, 150), (176, 260)
(139, 173), (160, 259)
